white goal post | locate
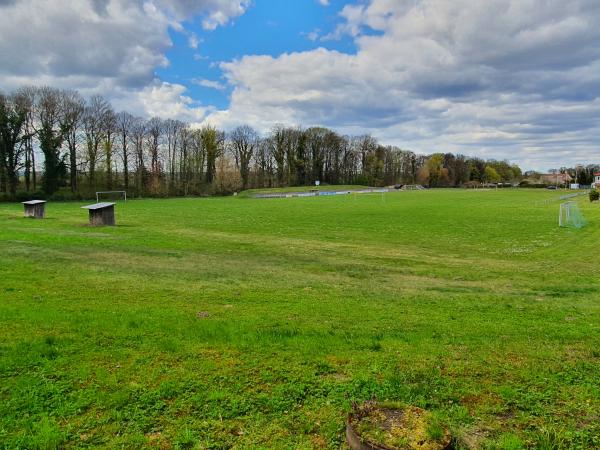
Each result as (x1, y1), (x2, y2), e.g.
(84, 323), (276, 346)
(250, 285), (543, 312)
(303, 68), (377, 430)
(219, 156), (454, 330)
(96, 191), (127, 203)
(558, 201), (586, 228)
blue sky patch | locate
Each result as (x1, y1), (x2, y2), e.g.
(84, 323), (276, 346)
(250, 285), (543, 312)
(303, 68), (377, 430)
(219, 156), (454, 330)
(156, 0), (357, 109)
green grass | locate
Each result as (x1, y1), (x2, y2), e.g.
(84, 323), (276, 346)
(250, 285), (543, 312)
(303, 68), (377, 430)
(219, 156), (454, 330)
(0, 189), (599, 449)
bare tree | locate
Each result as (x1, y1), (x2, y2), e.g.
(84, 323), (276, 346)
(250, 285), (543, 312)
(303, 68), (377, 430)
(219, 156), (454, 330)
(131, 117), (147, 195)
(103, 108), (117, 190)
(284, 127), (301, 185)
(254, 137), (274, 188)
(188, 128), (206, 192)
(62, 91), (85, 193)
(178, 125), (192, 195)
(146, 117), (163, 175)
(230, 125), (258, 190)
(116, 112), (134, 191)
(164, 119), (184, 193)
(306, 127), (327, 183)
(323, 129), (344, 185)
(341, 134), (358, 183)
(17, 86), (37, 191)
(356, 135), (377, 175)
(146, 117), (164, 193)
(269, 125), (287, 186)
(83, 95), (110, 189)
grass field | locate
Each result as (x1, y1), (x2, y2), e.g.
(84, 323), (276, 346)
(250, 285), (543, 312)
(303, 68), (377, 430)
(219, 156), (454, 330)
(1, 189), (599, 449)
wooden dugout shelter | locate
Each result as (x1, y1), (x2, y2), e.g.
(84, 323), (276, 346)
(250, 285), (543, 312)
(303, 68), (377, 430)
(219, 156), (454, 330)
(22, 200), (46, 218)
(82, 202), (116, 226)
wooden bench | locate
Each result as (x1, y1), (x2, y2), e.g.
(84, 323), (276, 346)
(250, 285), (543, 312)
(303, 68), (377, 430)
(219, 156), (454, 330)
(22, 200), (46, 219)
(81, 202), (116, 226)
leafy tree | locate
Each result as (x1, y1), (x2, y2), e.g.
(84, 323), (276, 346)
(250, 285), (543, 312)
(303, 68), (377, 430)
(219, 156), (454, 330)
(0, 91), (31, 195)
(202, 125), (223, 185)
(35, 87), (72, 195)
(426, 153), (445, 187)
(484, 166), (501, 183)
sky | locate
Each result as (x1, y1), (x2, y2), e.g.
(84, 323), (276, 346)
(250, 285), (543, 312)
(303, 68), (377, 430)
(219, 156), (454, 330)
(1, 0), (600, 171)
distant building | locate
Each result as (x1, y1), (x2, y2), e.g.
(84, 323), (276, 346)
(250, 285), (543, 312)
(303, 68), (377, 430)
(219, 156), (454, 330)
(540, 173), (572, 185)
(592, 172), (600, 189)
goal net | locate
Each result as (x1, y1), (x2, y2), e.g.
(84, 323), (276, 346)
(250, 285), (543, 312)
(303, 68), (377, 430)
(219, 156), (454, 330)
(559, 201), (586, 229)
(96, 191), (127, 203)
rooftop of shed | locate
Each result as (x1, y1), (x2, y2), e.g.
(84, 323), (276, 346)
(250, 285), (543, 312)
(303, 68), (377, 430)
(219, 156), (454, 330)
(22, 200), (46, 205)
(81, 202), (115, 210)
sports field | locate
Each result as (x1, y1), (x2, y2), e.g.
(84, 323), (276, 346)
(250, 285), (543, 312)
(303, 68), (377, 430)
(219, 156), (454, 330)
(1, 189), (599, 449)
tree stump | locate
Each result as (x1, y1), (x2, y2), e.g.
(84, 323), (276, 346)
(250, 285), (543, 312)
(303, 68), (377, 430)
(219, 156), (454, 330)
(346, 402), (451, 450)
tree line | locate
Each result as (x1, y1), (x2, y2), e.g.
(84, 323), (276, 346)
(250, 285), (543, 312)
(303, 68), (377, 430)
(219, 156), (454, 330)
(1, 86), (528, 199)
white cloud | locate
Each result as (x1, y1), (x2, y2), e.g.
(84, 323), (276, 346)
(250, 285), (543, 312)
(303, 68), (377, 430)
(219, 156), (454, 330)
(192, 78), (227, 90)
(0, 0), (249, 116)
(206, 0), (600, 169)
(0, 1), (170, 88)
(304, 29), (321, 42)
(112, 80), (212, 122)
(188, 33), (200, 49)
(153, 0), (251, 30)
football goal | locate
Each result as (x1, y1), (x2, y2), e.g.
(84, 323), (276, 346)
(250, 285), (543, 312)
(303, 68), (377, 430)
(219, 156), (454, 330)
(96, 191), (127, 203)
(559, 201), (586, 228)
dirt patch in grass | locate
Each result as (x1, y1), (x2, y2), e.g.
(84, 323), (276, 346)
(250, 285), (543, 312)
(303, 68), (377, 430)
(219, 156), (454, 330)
(348, 402), (451, 449)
